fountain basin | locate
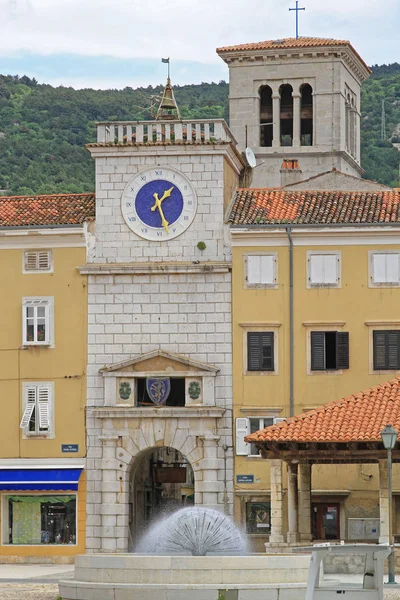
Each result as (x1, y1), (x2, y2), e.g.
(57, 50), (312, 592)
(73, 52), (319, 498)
(59, 553), (310, 599)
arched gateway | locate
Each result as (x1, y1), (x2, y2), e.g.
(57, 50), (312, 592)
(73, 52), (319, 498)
(85, 348), (233, 552)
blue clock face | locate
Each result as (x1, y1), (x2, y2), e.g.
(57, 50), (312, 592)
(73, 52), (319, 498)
(135, 179), (184, 228)
(121, 168), (197, 241)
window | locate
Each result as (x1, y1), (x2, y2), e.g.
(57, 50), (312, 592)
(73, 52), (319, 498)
(373, 330), (400, 370)
(5, 495), (76, 545)
(371, 252), (400, 286)
(311, 331), (349, 371)
(236, 417), (284, 456)
(20, 383), (52, 437)
(22, 298), (53, 346)
(23, 250), (52, 273)
(246, 502), (271, 534)
(307, 252), (341, 287)
(245, 254), (277, 287)
(247, 332), (274, 371)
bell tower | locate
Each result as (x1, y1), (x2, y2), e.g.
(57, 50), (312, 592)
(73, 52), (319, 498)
(217, 37), (371, 188)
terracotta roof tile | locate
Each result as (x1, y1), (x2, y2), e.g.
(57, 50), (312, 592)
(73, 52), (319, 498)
(0, 193), (95, 227)
(246, 378), (400, 444)
(216, 37), (371, 73)
(229, 189), (400, 225)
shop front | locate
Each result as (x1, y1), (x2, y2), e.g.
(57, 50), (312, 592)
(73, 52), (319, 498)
(0, 459), (86, 563)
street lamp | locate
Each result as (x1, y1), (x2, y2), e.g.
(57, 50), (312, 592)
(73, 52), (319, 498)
(381, 424), (398, 584)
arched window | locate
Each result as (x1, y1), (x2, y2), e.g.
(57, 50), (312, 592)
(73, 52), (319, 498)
(259, 85), (273, 147)
(300, 84), (313, 146)
(280, 84), (293, 146)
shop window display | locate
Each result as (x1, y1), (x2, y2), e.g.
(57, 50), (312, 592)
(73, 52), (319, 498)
(6, 495), (76, 545)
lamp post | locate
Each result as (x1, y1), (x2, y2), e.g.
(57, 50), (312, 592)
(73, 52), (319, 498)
(381, 424), (398, 584)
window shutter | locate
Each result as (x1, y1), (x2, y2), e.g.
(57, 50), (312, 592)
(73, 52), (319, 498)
(248, 333), (261, 371)
(336, 332), (349, 369)
(24, 252), (38, 271)
(310, 255), (323, 284)
(247, 332), (274, 371)
(386, 254), (399, 283)
(373, 331), (387, 370)
(311, 332), (325, 370)
(236, 418), (249, 455)
(247, 255), (261, 284)
(247, 255), (274, 285)
(24, 251), (51, 272)
(261, 332), (274, 371)
(323, 255), (338, 285)
(273, 417), (286, 424)
(259, 256), (274, 284)
(20, 387), (36, 429)
(387, 332), (400, 370)
(37, 386), (50, 430)
(38, 251), (51, 271)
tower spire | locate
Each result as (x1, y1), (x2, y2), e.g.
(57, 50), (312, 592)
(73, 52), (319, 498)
(156, 58), (181, 121)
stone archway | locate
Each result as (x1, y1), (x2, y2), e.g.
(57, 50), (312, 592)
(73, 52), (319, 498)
(129, 445), (195, 548)
(86, 413), (228, 553)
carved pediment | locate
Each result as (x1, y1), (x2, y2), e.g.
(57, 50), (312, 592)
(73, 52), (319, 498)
(99, 349), (220, 375)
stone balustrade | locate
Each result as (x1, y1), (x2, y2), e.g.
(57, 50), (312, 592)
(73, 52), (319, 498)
(96, 119), (234, 145)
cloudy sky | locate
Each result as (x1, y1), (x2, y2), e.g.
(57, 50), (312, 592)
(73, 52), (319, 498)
(0, 0), (398, 89)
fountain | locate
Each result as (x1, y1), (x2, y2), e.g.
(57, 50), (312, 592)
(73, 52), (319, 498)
(59, 507), (310, 600)
(136, 507), (248, 556)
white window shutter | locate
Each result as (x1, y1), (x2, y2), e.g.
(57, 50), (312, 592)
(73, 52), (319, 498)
(385, 254), (399, 283)
(373, 254), (386, 283)
(247, 255), (261, 284)
(24, 252), (38, 271)
(236, 418), (249, 455)
(37, 251), (51, 271)
(310, 255), (323, 283)
(323, 255), (337, 284)
(20, 387), (36, 429)
(273, 417), (286, 424)
(38, 386), (50, 430)
(260, 256), (274, 284)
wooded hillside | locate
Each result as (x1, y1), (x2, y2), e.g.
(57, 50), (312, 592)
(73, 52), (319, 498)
(0, 66), (399, 195)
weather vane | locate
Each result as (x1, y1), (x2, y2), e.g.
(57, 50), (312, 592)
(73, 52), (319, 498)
(289, 1), (305, 39)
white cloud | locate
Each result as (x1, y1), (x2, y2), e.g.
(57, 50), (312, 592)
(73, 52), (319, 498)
(0, 0), (397, 75)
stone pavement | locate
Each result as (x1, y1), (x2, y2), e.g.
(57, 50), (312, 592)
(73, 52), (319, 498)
(0, 565), (73, 600)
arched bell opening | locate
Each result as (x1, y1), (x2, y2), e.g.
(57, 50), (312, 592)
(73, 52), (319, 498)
(259, 85), (273, 147)
(280, 84), (293, 146)
(129, 446), (195, 549)
(300, 83), (313, 146)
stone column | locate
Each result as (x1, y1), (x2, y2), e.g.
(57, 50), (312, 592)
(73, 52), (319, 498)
(287, 463), (299, 543)
(198, 435), (223, 511)
(292, 92), (301, 147)
(99, 435), (130, 553)
(269, 459), (285, 544)
(272, 93), (281, 148)
(298, 463), (312, 542)
(379, 458), (390, 544)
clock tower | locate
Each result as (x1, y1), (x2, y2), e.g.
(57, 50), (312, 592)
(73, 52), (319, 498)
(82, 116), (244, 553)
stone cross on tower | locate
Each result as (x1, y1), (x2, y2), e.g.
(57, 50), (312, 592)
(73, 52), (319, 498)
(289, 1), (305, 39)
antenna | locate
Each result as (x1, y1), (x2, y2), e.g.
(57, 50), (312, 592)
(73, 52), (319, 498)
(381, 99), (386, 140)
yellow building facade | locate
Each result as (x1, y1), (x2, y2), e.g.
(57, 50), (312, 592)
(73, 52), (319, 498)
(230, 193), (400, 550)
(0, 193), (94, 562)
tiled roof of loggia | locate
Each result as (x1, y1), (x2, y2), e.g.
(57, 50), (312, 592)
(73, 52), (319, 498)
(0, 193), (95, 227)
(246, 378), (400, 444)
(229, 189), (400, 225)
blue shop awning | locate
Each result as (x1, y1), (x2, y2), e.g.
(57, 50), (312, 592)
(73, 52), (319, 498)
(0, 468), (83, 491)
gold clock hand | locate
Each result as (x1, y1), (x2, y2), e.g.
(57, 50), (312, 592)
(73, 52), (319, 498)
(151, 192), (169, 233)
(150, 186), (174, 233)
(151, 186), (174, 211)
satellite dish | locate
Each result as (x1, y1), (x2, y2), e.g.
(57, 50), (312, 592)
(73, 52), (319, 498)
(245, 147), (257, 169)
